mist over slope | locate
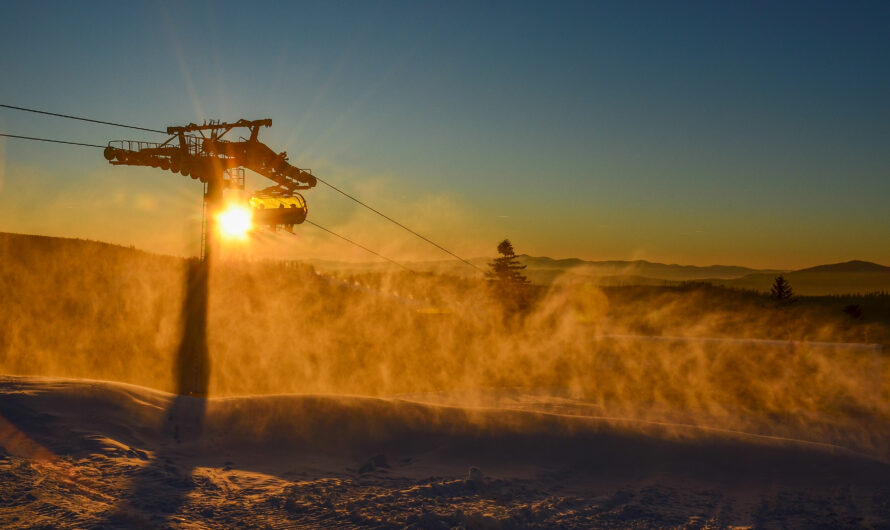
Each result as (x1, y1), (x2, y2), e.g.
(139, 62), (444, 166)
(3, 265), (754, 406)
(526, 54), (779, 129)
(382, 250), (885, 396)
(301, 254), (778, 284)
(1, 232), (889, 527)
(1, 231), (888, 461)
(299, 249), (890, 294)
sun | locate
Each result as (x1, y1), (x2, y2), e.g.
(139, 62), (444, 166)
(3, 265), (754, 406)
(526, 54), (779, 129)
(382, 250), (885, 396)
(217, 206), (252, 239)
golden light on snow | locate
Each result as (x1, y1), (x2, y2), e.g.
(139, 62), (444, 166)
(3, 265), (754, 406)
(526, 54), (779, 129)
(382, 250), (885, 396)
(217, 205), (252, 239)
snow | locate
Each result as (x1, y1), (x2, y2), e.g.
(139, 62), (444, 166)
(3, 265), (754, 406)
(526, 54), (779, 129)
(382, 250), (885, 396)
(2, 375), (888, 528)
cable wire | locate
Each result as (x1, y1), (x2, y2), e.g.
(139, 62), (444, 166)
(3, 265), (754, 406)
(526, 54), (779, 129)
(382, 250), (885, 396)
(303, 219), (415, 273)
(314, 176), (484, 273)
(0, 132), (104, 148)
(0, 103), (166, 134)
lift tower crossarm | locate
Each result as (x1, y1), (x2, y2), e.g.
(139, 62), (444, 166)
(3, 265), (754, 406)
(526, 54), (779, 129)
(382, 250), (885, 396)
(105, 118), (314, 262)
(167, 119), (272, 136)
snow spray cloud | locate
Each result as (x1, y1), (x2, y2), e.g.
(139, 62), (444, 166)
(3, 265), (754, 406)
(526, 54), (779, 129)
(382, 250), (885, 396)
(0, 234), (887, 460)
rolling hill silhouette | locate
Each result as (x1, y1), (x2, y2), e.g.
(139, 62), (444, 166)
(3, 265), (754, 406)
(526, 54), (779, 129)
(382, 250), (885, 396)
(2, 232), (888, 294)
(795, 260), (890, 274)
(715, 260), (890, 295)
(301, 252), (890, 294)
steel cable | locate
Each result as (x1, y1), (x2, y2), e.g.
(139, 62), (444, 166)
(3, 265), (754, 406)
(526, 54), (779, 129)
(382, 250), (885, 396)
(0, 132), (104, 148)
(303, 220), (415, 273)
(0, 103), (167, 134)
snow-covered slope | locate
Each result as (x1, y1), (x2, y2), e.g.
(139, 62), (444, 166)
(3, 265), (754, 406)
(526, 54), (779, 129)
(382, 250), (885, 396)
(2, 376), (888, 528)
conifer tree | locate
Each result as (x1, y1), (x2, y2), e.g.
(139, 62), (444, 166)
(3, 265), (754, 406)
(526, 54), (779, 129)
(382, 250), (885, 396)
(770, 275), (794, 302)
(486, 239), (529, 286)
(486, 239), (531, 315)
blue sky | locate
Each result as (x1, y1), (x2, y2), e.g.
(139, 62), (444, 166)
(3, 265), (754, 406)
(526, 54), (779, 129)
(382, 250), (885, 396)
(1, 1), (888, 268)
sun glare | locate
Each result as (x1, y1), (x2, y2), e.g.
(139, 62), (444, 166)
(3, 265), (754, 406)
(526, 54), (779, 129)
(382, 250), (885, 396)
(217, 206), (252, 239)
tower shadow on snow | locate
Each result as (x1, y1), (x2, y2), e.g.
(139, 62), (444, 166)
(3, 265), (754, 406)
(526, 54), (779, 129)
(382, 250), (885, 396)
(98, 257), (210, 527)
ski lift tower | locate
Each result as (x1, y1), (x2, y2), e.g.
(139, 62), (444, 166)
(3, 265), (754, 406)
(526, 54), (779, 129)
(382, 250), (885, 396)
(103, 118), (317, 262)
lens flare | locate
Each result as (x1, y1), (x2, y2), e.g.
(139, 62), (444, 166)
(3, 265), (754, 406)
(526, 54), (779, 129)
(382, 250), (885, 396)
(217, 206), (252, 239)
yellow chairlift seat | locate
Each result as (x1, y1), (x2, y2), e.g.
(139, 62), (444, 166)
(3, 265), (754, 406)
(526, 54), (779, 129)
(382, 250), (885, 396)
(249, 194), (307, 227)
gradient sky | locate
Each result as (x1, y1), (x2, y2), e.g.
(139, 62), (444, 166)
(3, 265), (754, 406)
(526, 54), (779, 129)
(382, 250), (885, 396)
(1, 1), (888, 269)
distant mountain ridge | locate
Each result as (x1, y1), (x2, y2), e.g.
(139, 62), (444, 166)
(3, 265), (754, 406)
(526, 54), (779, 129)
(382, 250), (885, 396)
(2, 231), (888, 294)
(795, 260), (890, 274)
(298, 254), (779, 282)
(715, 260), (890, 295)
(515, 255), (777, 280)
(303, 253), (890, 294)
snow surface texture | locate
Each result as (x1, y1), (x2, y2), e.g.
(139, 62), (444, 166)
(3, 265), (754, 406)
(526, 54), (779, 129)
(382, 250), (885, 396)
(1, 376), (888, 528)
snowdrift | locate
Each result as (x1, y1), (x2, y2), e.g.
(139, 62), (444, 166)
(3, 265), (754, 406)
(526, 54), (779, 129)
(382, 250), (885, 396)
(2, 376), (886, 484)
(4, 375), (890, 528)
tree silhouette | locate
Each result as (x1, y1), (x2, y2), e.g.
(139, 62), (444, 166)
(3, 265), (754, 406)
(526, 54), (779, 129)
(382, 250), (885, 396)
(770, 275), (794, 302)
(486, 239), (529, 286)
(486, 239), (530, 314)
(843, 304), (863, 319)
